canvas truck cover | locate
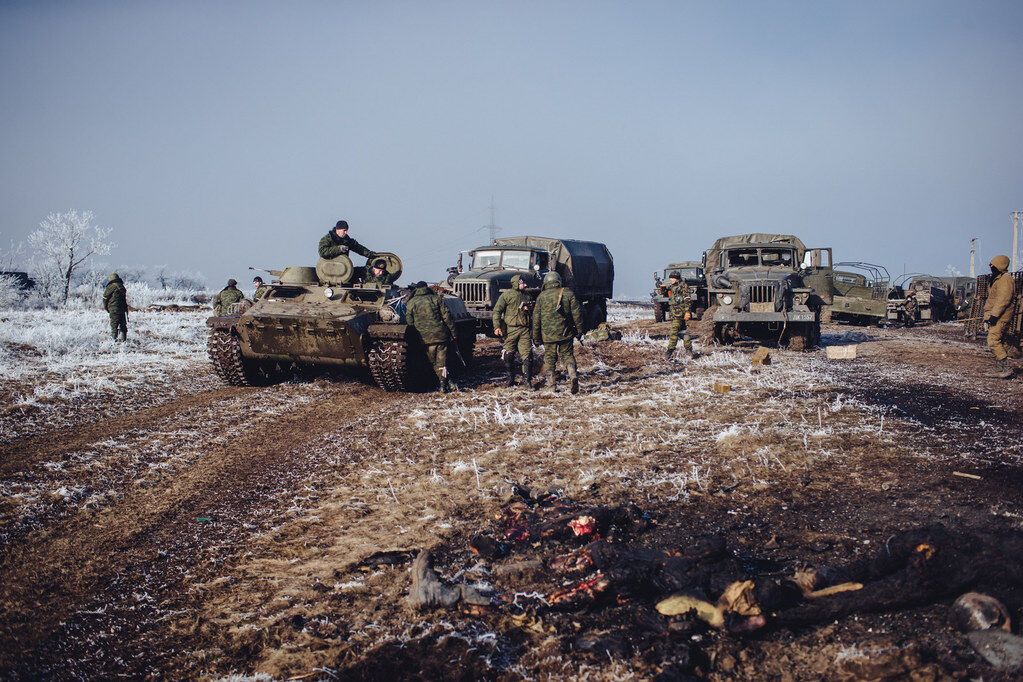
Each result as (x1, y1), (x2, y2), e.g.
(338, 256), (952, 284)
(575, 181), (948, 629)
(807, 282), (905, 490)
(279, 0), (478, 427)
(705, 233), (808, 266)
(492, 236), (614, 299)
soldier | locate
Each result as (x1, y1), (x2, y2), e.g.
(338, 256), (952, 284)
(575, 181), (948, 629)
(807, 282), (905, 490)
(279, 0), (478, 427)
(318, 220), (376, 261)
(493, 274), (534, 387)
(405, 281), (459, 393)
(664, 271), (695, 359)
(902, 290), (918, 327)
(213, 279), (245, 315)
(532, 271), (583, 394)
(252, 276), (268, 299)
(984, 255), (1018, 379)
(102, 272), (128, 342)
(364, 258), (396, 286)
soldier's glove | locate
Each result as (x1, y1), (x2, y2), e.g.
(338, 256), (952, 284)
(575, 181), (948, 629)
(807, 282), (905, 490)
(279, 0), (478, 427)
(987, 316), (998, 327)
(494, 327), (504, 337)
(339, 245), (349, 254)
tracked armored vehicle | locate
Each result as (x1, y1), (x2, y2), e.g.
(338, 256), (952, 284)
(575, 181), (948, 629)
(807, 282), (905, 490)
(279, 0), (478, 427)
(704, 233), (831, 350)
(207, 253), (476, 391)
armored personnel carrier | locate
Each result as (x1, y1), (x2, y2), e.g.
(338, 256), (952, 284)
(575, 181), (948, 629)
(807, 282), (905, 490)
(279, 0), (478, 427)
(704, 233), (830, 349)
(651, 261), (708, 322)
(207, 253), (476, 391)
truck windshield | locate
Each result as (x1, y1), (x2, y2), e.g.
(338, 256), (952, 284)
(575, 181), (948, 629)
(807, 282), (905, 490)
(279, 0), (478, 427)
(473, 250), (501, 268)
(501, 252), (531, 269)
(726, 248), (794, 267)
(664, 268), (701, 280)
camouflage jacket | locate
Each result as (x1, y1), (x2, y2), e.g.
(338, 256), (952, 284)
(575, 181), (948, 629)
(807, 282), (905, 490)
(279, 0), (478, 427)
(405, 287), (457, 345)
(668, 281), (691, 319)
(532, 281), (583, 344)
(254, 285), (268, 299)
(492, 276), (533, 331)
(318, 230), (374, 260)
(364, 271), (396, 286)
(984, 271), (1017, 321)
(102, 279), (127, 315)
(213, 286), (245, 314)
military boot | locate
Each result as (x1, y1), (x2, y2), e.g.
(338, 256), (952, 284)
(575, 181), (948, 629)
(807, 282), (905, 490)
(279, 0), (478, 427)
(505, 357), (517, 387)
(665, 348), (675, 360)
(440, 378), (451, 393)
(118, 330), (127, 342)
(523, 361), (533, 390)
(546, 371), (558, 392)
(989, 359), (1014, 379)
(569, 373), (579, 395)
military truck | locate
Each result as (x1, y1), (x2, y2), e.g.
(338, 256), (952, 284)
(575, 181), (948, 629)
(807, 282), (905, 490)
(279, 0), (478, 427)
(651, 261), (708, 322)
(704, 233), (830, 349)
(886, 274), (956, 325)
(826, 262), (892, 325)
(207, 252), (476, 391)
(449, 236), (614, 335)
(938, 275), (978, 319)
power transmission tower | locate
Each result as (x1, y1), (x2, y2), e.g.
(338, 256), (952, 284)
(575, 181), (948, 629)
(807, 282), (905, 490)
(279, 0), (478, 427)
(969, 237), (977, 278)
(1012, 211), (1021, 272)
(487, 196), (499, 243)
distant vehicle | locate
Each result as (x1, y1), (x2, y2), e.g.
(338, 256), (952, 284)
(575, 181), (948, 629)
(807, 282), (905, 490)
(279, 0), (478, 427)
(826, 262), (892, 325)
(703, 233), (829, 350)
(886, 274), (956, 325)
(650, 261), (708, 322)
(207, 253), (475, 391)
(448, 236), (614, 335)
(0, 271), (35, 290)
(937, 276), (978, 319)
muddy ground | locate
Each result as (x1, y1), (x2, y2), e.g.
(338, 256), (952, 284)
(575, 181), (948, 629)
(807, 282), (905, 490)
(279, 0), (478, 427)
(1, 310), (1022, 680)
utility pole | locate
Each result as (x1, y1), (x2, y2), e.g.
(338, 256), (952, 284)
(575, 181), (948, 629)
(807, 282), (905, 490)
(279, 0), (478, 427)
(487, 196), (499, 243)
(1012, 211), (1021, 272)
(969, 237), (977, 278)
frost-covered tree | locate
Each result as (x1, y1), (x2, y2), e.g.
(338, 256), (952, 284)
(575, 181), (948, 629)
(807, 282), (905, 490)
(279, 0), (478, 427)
(0, 242), (27, 308)
(28, 210), (114, 305)
(169, 270), (206, 290)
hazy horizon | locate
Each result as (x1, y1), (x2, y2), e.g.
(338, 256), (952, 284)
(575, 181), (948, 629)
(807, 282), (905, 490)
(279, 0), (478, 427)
(2, 1), (1021, 296)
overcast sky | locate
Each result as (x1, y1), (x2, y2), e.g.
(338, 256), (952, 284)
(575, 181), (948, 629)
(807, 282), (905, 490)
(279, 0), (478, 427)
(1, 1), (1021, 296)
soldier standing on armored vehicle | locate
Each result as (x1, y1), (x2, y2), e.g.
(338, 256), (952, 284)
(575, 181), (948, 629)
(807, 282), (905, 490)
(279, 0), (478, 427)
(406, 281), (460, 393)
(984, 255), (1018, 379)
(532, 271), (583, 394)
(213, 279), (245, 315)
(364, 258), (397, 286)
(318, 220), (376, 261)
(102, 272), (128, 342)
(493, 274), (534, 387)
(664, 271), (695, 359)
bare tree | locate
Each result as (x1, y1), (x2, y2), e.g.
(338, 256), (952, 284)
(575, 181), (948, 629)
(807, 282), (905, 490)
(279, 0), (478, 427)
(154, 264), (170, 289)
(28, 210), (114, 305)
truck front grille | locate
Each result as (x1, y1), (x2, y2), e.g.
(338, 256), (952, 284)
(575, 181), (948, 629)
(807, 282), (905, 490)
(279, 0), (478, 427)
(749, 283), (776, 304)
(455, 281), (489, 304)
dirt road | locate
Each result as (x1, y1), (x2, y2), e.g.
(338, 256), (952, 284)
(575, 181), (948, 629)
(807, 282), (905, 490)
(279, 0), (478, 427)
(1, 318), (1021, 680)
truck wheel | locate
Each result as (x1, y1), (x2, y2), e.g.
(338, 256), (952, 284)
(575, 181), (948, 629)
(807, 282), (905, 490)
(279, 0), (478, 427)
(654, 304), (665, 323)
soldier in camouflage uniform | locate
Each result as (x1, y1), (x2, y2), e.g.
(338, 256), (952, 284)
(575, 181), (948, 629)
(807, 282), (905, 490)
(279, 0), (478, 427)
(102, 272), (128, 342)
(252, 276), (268, 300)
(902, 290), (918, 328)
(405, 281), (459, 392)
(364, 258), (396, 286)
(213, 279), (245, 315)
(318, 220), (376, 260)
(493, 274), (534, 387)
(984, 255), (1018, 379)
(665, 271), (695, 359)
(532, 271), (583, 394)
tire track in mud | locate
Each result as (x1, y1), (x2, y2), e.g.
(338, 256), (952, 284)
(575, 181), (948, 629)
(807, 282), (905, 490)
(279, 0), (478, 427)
(0, 380), (401, 678)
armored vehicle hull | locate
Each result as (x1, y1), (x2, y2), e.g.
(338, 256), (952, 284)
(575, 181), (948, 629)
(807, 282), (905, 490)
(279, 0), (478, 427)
(704, 233), (827, 350)
(207, 256), (475, 391)
(651, 261), (707, 322)
(450, 236), (614, 335)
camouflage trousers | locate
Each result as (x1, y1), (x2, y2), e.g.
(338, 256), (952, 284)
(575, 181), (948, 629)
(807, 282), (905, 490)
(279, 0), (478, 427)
(667, 316), (693, 352)
(425, 342), (448, 381)
(987, 317), (1012, 361)
(502, 326), (532, 373)
(109, 312), (127, 341)
(543, 339), (576, 380)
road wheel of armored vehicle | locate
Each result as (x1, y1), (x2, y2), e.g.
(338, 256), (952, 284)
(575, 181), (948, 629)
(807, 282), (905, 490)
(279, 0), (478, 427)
(653, 304), (665, 323)
(367, 339), (420, 392)
(208, 329), (280, 386)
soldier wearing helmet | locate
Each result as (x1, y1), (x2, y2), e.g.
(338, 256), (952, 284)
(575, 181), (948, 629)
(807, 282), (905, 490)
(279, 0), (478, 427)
(983, 255), (1017, 379)
(213, 278), (245, 316)
(664, 270), (695, 359)
(102, 272), (128, 342)
(492, 273), (535, 387)
(531, 271), (583, 394)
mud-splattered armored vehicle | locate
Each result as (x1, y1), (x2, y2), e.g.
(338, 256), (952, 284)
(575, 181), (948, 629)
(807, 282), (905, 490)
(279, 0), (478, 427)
(704, 233), (832, 349)
(207, 253), (476, 391)
(650, 261), (708, 322)
(448, 236), (614, 335)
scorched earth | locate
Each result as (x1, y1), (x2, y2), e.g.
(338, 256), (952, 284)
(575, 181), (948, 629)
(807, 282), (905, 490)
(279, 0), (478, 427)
(1, 304), (1021, 680)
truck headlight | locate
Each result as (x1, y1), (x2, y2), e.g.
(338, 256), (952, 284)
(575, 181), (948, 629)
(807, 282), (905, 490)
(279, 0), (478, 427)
(323, 287), (334, 299)
(793, 292), (808, 305)
(721, 295), (733, 305)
